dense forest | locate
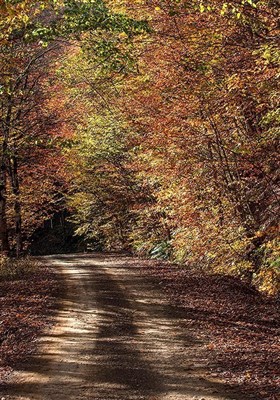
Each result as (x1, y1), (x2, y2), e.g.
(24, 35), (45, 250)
(0, 0), (279, 295)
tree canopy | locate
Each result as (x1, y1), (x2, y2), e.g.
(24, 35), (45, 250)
(0, 0), (279, 294)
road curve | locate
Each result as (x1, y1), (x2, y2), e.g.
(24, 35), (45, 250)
(3, 254), (246, 400)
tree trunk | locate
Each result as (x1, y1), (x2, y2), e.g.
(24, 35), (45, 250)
(9, 154), (23, 258)
(0, 145), (10, 255)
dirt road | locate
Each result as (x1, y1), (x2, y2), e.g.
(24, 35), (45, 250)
(3, 254), (247, 400)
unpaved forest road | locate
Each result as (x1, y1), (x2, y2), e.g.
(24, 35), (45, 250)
(3, 254), (248, 400)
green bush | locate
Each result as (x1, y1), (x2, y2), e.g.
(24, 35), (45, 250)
(150, 241), (172, 260)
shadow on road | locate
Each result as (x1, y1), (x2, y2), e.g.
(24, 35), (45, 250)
(3, 254), (250, 400)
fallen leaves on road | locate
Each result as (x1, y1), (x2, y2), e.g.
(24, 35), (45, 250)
(135, 258), (280, 400)
(1, 255), (279, 400)
(0, 264), (57, 385)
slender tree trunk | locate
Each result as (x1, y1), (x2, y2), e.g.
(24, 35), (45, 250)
(0, 94), (13, 255)
(0, 142), (10, 255)
(9, 154), (23, 258)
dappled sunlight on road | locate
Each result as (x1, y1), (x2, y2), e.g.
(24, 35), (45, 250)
(3, 254), (247, 400)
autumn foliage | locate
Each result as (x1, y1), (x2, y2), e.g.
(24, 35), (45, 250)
(0, 0), (279, 294)
(66, 0), (279, 294)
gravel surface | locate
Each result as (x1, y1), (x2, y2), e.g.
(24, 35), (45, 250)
(2, 254), (251, 400)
